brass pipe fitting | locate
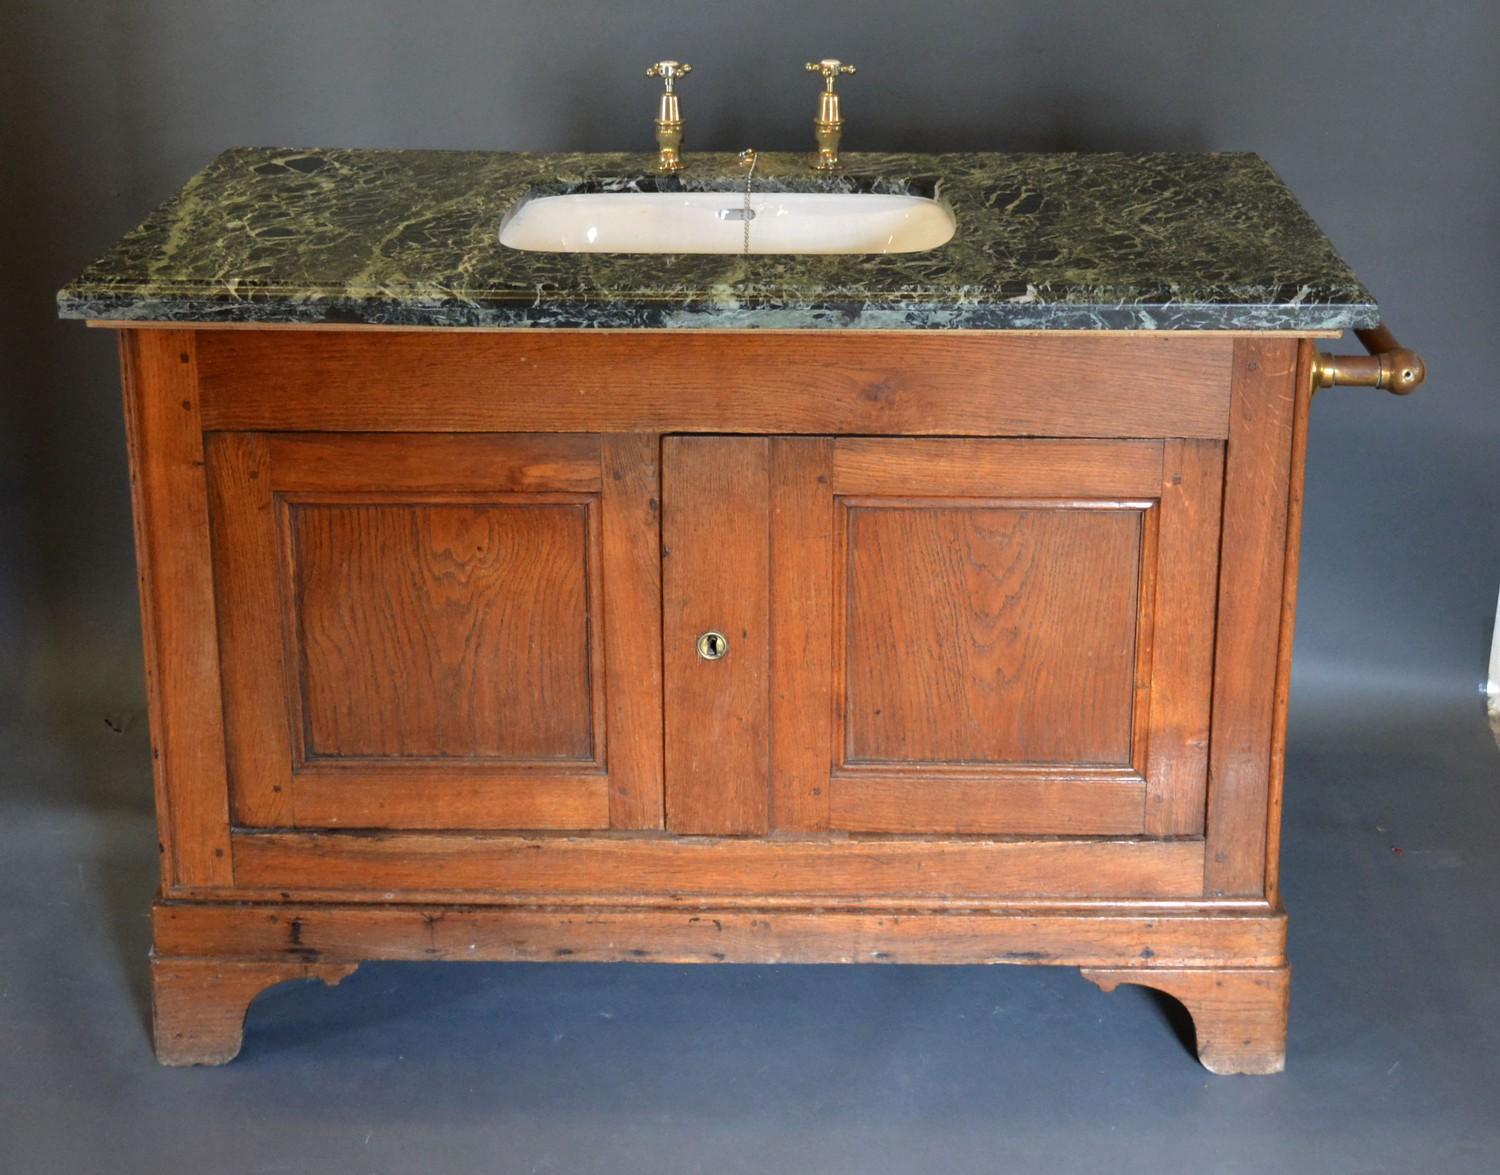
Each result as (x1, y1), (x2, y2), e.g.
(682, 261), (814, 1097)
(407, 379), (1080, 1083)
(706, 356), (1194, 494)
(1312, 323), (1426, 395)
(645, 60), (692, 173)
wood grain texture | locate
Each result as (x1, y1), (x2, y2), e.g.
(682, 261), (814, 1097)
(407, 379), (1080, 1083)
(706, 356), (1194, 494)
(104, 317), (1327, 1073)
(230, 832), (1206, 900)
(1082, 965), (1291, 1075)
(841, 501), (1142, 765)
(1129, 499), (1162, 788)
(769, 438), (835, 831)
(169, 886), (1273, 913)
(662, 437), (771, 834)
(832, 437), (1165, 498)
(766, 433), (1222, 839)
(195, 331), (1235, 438)
(150, 955), (358, 1066)
(286, 766), (607, 830)
(1143, 439), (1225, 836)
(205, 430), (648, 833)
(205, 432), (293, 827)
(290, 500), (596, 760)
(153, 900), (1288, 969)
(1204, 339), (1299, 896)
(1264, 342), (1315, 907)
(205, 432), (303, 826)
(120, 331), (233, 887)
(264, 432), (601, 493)
(827, 773), (1146, 835)
(600, 434), (665, 829)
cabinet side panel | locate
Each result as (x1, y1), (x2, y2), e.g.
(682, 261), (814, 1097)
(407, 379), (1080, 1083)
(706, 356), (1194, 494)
(601, 435), (665, 829)
(1264, 341), (1316, 906)
(120, 330), (233, 887)
(663, 437), (771, 834)
(1204, 339), (1299, 897)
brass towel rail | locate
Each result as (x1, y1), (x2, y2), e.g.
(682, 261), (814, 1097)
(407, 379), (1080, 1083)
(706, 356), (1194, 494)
(1313, 323), (1426, 395)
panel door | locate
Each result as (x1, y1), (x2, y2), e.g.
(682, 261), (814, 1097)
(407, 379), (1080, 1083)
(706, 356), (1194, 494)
(205, 432), (662, 831)
(664, 436), (1222, 838)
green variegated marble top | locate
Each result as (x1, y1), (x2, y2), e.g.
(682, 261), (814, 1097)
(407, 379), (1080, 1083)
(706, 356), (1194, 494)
(57, 147), (1378, 330)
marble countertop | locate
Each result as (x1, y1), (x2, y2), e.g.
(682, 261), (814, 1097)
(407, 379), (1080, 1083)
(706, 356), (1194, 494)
(57, 147), (1379, 330)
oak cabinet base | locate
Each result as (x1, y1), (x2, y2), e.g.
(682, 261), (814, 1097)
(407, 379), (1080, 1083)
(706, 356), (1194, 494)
(1082, 965), (1291, 1075)
(117, 327), (1311, 1072)
(149, 955), (359, 1067)
(150, 900), (1288, 1069)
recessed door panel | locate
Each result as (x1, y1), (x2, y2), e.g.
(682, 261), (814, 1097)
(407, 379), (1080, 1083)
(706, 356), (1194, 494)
(770, 437), (1223, 840)
(206, 432), (663, 833)
(292, 500), (595, 761)
(842, 501), (1143, 767)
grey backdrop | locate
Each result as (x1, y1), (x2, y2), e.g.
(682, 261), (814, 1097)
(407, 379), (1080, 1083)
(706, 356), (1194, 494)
(3, 0), (1496, 735)
(2, 3), (1498, 1172)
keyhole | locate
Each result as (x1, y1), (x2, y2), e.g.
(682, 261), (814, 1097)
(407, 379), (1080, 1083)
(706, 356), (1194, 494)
(697, 631), (728, 661)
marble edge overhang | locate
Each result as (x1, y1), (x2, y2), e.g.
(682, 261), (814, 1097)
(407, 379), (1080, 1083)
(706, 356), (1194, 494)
(54, 146), (1383, 331)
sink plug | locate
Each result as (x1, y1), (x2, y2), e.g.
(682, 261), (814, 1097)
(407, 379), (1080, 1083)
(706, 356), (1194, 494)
(805, 58), (856, 171)
(645, 60), (692, 173)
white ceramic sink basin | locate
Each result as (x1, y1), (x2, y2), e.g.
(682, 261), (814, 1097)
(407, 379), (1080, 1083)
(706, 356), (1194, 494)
(498, 190), (955, 255)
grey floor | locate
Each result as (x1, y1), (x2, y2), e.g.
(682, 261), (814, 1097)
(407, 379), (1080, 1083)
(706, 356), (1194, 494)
(4, 706), (1497, 1175)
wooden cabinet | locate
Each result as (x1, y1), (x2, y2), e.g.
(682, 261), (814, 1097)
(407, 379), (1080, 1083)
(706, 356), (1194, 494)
(125, 328), (1302, 1074)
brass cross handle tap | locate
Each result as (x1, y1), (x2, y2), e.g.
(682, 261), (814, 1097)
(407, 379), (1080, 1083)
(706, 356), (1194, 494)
(806, 58), (856, 91)
(645, 60), (692, 90)
(805, 59), (856, 170)
(645, 60), (692, 172)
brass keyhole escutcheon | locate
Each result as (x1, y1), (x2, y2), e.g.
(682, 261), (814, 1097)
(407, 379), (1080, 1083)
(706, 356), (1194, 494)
(697, 631), (728, 661)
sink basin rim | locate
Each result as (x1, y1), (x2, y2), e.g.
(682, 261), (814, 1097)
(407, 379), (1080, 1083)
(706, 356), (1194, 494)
(497, 188), (957, 256)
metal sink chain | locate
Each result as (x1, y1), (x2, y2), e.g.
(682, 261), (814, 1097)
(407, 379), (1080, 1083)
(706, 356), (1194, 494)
(738, 148), (758, 254)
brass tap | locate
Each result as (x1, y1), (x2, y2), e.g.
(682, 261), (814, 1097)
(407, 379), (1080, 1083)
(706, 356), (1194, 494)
(805, 58), (856, 171)
(645, 60), (692, 173)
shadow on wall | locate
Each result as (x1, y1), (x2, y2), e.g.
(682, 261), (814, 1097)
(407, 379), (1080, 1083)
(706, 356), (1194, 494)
(0, 8), (142, 719)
